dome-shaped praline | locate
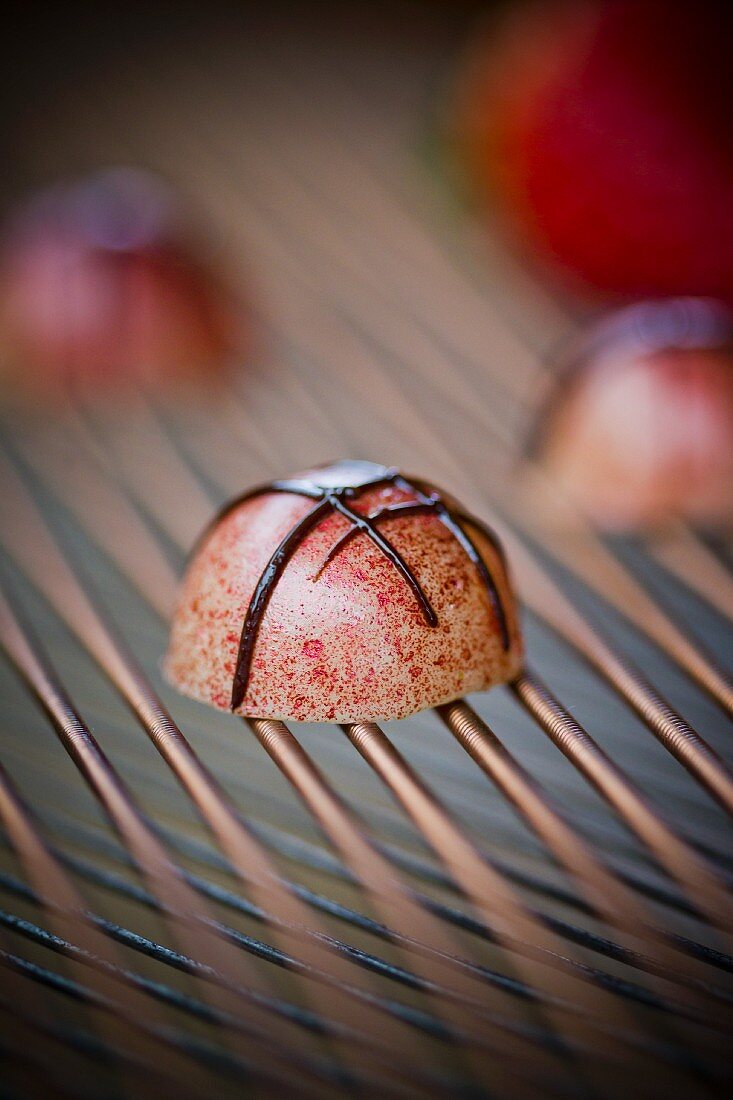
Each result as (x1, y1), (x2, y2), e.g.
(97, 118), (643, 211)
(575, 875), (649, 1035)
(165, 461), (523, 722)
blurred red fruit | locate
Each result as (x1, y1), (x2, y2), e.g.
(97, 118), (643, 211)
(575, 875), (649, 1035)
(530, 299), (733, 530)
(457, 0), (733, 304)
(0, 169), (243, 400)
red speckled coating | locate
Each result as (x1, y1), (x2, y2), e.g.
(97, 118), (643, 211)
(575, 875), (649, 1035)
(165, 471), (523, 722)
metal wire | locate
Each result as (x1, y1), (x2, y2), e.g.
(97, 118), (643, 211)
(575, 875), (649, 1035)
(2, 418), (732, 1096)
(0, 451), (455, 1098)
(2, 375), (732, 1097)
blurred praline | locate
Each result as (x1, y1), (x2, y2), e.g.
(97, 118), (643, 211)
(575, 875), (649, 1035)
(528, 299), (733, 531)
(0, 168), (243, 401)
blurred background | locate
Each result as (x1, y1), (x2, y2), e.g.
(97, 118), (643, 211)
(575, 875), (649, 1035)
(1, 0), (731, 521)
(0, 1), (562, 441)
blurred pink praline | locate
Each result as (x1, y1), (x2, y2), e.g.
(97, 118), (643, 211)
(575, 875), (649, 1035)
(0, 168), (243, 400)
(531, 299), (733, 531)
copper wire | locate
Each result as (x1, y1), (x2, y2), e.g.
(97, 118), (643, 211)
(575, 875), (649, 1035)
(12, 407), (730, 1047)
(246, 717), (572, 1098)
(0, 449), (458, 1095)
(0, 589), (385, 1098)
(55, 377), (733, 829)
(646, 525), (733, 622)
(339, 720), (683, 1096)
(9, 429), (695, 1029)
(511, 671), (733, 943)
(12, 417), (178, 620)
(56, 402), (733, 826)
(513, 498), (733, 720)
(0, 759), (223, 1100)
(90, 392), (732, 971)
(482, 515), (733, 818)
(437, 698), (729, 1011)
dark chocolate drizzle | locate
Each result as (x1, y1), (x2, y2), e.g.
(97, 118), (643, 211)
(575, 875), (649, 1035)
(213, 462), (511, 710)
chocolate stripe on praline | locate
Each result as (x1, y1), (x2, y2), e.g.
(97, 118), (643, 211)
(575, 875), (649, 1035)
(215, 464), (510, 710)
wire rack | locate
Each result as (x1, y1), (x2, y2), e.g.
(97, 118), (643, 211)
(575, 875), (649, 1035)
(0, 5), (732, 1098)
